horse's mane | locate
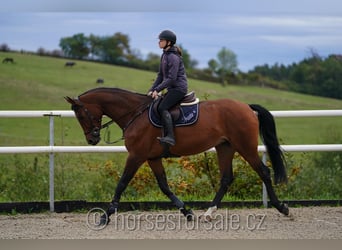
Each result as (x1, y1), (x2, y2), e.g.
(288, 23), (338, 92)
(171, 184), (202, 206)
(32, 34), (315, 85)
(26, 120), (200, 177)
(79, 87), (147, 98)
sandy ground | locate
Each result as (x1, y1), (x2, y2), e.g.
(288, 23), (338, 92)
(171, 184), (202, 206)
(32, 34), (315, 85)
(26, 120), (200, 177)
(0, 206), (341, 239)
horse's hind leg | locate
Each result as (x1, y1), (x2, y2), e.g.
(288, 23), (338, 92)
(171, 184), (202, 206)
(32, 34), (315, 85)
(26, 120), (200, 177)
(148, 159), (194, 221)
(242, 150), (289, 216)
(201, 142), (235, 221)
(254, 161), (289, 215)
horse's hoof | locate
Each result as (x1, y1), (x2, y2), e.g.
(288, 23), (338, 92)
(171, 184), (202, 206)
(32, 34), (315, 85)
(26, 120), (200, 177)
(280, 203), (289, 216)
(186, 214), (194, 221)
(199, 206), (217, 222)
(199, 214), (212, 222)
(99, 213), (110, 226)
(180, 208), (194, 221)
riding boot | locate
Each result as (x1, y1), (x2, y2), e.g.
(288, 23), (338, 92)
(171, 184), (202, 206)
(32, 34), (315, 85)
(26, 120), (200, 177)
(158, 110), (176, 146)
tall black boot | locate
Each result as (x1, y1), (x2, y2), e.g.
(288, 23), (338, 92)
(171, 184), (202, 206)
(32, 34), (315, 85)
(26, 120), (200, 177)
(158, 110), (175, 146)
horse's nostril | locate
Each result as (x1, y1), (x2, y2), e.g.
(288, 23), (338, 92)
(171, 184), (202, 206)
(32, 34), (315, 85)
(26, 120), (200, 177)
(88, 138), (99, 145)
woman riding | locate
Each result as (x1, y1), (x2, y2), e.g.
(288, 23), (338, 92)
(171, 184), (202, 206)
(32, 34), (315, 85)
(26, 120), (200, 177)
(148, 30), (188, 146)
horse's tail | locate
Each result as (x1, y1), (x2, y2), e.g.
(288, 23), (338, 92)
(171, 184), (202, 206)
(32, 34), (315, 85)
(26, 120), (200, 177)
(249, 104), (287, 184)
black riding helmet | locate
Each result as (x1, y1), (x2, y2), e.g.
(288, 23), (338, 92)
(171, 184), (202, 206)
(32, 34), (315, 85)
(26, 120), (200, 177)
(158, 30), (177, 44)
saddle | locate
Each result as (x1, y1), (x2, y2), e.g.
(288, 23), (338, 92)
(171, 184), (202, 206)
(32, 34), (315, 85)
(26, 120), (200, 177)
(149, 91), (200, 128)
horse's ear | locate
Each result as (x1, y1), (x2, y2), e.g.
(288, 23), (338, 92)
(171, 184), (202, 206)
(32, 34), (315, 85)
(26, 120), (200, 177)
(64, 96), (76, 105)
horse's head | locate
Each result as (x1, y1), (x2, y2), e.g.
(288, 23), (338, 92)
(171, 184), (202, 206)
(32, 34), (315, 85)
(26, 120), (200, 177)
(65, 96), (103, 145)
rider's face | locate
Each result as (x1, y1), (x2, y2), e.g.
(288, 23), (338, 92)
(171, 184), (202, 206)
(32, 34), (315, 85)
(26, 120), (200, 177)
(158, 39), (168, 49)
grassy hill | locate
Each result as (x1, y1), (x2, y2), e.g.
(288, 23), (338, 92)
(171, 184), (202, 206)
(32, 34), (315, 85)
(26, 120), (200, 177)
(1, 51), (342, 147)
(1, 52), (341, 203)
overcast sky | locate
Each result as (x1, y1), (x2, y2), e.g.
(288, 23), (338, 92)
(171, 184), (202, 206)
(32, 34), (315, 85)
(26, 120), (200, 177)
(1, 0), (342, 71)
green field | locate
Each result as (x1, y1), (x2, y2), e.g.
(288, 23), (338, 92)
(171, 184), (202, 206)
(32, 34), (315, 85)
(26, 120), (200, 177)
(1, 51), (341, 146)
(0, 52), (341, 203)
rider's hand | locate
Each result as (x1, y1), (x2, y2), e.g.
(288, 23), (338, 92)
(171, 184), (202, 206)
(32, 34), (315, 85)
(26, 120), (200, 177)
(151, 90), (159, 100)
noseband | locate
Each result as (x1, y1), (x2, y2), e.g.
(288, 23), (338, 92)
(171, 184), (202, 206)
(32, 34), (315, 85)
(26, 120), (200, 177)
(73, 102), (113, 139)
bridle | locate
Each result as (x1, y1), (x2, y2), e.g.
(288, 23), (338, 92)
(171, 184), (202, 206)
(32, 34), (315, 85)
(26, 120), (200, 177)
(73, 104), (104, 138)
(74, 99), (152, 143)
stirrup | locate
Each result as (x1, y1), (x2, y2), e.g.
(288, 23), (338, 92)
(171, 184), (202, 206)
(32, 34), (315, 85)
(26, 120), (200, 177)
(157, 136), (175, 146)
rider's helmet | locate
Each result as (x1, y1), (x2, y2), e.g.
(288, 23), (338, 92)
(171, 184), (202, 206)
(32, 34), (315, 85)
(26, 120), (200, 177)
(158, 30), (177, 44)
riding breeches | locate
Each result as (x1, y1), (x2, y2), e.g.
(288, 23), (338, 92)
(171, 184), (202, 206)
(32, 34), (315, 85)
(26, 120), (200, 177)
(157, 89), (186, 115)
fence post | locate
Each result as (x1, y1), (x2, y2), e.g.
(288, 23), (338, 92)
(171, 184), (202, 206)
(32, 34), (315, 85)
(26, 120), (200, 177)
(49, 115), (55, 212)
(262, 152), (268, 207)
(44, 114), (58, 212)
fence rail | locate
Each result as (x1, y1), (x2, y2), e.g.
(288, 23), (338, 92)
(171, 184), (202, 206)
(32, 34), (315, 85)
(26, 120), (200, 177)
(1, 144), (342, 154)
(1, 109), (342, 212)
(1, 109), (342, 118)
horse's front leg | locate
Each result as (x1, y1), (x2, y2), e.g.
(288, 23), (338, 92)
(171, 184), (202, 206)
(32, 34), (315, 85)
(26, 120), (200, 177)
(100, 154), (144, 226)
(199, 174), (234, 222)
(148, 159), (194, 221)
(200, 143), (234, 222)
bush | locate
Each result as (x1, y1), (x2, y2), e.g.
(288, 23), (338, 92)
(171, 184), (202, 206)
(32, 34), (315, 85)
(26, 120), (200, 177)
(0, 154), (49, 201)
(1, 131), (340, 202)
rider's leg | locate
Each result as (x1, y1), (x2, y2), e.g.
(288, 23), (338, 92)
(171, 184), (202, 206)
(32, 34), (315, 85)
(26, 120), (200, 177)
(158, 110), (176, 145)
(157, 90), (185, 146)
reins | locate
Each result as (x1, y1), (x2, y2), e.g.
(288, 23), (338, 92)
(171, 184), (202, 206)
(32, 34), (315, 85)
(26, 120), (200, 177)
(103, 127), (125, 144)
(102, 100), (152, 144)
(76, 93), (153, 144)
(101, 120), (114, 129)
(101, 120), (122, 144)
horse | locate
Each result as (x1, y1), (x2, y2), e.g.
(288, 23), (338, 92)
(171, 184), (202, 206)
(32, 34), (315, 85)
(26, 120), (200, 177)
(96, 78), (104, 85)
(2, 57), (14, 63)
(65, 87), (289, 225)
(64, 61), (76, 67)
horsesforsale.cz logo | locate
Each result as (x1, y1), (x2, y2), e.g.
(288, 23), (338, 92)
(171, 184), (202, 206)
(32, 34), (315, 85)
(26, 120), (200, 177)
(86, 207), (108, 230)
(85, 207), (267, 232)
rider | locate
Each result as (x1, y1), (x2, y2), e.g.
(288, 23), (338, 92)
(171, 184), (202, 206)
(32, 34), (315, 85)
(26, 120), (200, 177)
(148, 30), (188, 146)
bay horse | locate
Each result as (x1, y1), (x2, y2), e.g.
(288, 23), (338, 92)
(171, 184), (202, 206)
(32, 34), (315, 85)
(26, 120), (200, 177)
(65, 87), (289, 225)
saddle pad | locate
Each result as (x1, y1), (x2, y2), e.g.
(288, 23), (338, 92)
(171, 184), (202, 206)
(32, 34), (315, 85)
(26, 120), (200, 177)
(148, 103), (199, 128)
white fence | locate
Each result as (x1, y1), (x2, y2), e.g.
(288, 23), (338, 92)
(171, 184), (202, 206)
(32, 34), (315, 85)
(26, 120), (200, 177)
(1, 110), (342, 212)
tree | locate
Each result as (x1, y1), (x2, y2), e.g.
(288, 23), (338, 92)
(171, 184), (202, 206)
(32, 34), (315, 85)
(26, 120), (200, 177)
(207, 47), (238, 85)
(50, 49), (63, 57)
(208, 59), (219, 75)
(177, 45), (198, 70)
(88, 34), (103, 59)
(0, 43), (10, 52)
(99, 32), (131, 64)
(59, 33), (89, 59)
(250, 52), (342, 99)
(145, 52), (160, 71)
(37, 47), (46, 56)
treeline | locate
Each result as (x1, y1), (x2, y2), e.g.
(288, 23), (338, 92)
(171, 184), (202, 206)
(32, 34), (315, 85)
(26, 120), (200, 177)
(58, 32), (199, 72)
(57, 32), (240, 85)
(58, 32), (342, 100)
(2, 32), (342, 99)
(249, 54), (342, 99)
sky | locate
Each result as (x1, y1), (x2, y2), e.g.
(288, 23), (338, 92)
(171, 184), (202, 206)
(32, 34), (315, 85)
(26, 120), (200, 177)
(1, 0), (342, 72)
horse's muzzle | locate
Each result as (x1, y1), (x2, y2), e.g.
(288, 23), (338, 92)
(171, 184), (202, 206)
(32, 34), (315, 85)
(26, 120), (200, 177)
(87, 136), (100, 145)
(87, 127), (101, 145)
